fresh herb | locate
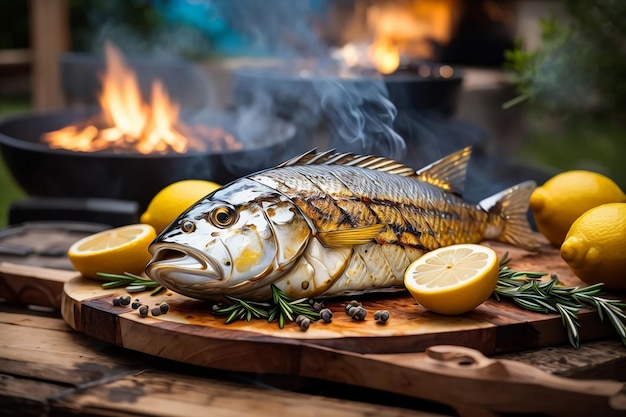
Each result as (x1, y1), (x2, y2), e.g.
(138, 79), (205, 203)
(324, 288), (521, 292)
(95, 272), (165, 296)
(213, 284), (320, 328)
(493, 253), (626, 349)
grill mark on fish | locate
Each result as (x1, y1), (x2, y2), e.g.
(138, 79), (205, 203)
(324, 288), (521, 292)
(287, 164), (489, 251)
(146, 148), (540, 301)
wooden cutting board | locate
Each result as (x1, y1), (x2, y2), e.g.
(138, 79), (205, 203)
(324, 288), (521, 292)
(59, 237), (618, 375)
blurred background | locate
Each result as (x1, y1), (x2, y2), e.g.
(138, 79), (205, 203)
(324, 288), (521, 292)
(0, 0), (624, 227)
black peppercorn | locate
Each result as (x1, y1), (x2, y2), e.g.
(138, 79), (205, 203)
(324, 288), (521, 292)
(319, 308), (333, 323)
(295, 315), (311, 331)
(373, 309), (390, 324)
(138, 305), (149, 317)
(348, 305), (367, 321)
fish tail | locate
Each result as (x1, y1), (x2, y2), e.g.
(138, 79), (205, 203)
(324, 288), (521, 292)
(480, 181), (540, 251)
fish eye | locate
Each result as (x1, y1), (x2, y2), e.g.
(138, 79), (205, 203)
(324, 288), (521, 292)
(209, 205), (237, 228)
(181, 220), (196, 233)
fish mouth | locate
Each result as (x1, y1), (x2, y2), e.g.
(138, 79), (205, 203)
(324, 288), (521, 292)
(146, 243), (225, 286)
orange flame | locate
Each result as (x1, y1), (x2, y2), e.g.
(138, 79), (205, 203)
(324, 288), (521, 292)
(334, 0), (460, 75)
(369, 37), (401, 75)
(44, 42), (241, 154)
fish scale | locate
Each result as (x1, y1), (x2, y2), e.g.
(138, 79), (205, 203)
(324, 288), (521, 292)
(253, 164), (488, 250)
(145, 148), (539, 301)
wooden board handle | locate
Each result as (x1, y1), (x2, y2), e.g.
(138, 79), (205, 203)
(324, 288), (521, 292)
(300, 343), (626, 417)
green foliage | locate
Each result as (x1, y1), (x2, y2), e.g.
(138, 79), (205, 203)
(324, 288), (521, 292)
(70, 0), (168, 52)
(519, 114), (626, 188)
(504, 0), (626, 117)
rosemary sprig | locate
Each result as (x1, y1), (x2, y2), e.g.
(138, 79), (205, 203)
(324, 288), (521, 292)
(213, 284), (320, 328)
(95, 272), (165, 296)
(493, 252), (626, 349)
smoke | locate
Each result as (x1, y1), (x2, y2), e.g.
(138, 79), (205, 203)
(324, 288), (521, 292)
(213, 0), (407, 160)
(76, 0), (525, 190)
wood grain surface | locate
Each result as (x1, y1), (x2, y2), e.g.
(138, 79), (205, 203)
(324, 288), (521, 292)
(61, 238), (619, 365)
(4, 235), (626, 416)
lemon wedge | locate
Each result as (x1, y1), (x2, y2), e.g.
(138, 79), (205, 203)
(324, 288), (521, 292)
(404, 244), (499, 315)
(68, 224), (156, 279)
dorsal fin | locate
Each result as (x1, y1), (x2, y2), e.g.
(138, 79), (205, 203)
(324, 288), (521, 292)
(276, 148), (417, 176)
(415, 146), (472, 196)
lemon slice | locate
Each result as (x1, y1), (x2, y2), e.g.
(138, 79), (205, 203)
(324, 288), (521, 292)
(404, 244), (499, 315)
(68, 224), (156, 279)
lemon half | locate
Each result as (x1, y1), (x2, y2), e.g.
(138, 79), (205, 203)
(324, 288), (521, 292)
(68, 224), (156, 279)
(404, 244), (499, 315)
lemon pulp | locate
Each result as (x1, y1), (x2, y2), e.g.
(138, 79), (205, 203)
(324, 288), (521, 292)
(68, 224), (156, 279)
(404, 244), (499, 315)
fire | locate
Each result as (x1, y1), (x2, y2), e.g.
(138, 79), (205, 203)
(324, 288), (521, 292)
(369, 37), (401, 75)
(44, 42), (241, 154)
(333, 0), (460, 75)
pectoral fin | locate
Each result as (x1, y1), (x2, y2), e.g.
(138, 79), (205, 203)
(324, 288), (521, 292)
(317, 224), (384, 247)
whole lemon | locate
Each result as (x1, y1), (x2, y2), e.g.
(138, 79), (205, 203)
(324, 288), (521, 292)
(140, 180), (221, 233)
(529, 170), (626, 247)
(560, 203), (626, 290)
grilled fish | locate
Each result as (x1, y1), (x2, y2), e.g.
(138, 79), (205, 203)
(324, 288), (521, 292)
(145, 147), (539, 301)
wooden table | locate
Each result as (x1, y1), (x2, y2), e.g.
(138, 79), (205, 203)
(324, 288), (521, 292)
(2, 262), (626, 417)
(2, 301), (625, 417)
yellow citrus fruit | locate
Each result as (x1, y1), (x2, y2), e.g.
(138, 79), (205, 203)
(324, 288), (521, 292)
(68, 224), (156, 279)
(403, 244), (499, 315)
(560, 203), (626, 290)
(140, 179), (221, 233)
(529, 170), (626, 247)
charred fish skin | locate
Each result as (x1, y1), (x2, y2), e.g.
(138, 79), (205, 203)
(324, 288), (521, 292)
(145, 147), (539, 301)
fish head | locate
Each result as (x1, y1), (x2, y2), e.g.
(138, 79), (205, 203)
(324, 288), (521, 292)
(145, 178), (312, 300)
